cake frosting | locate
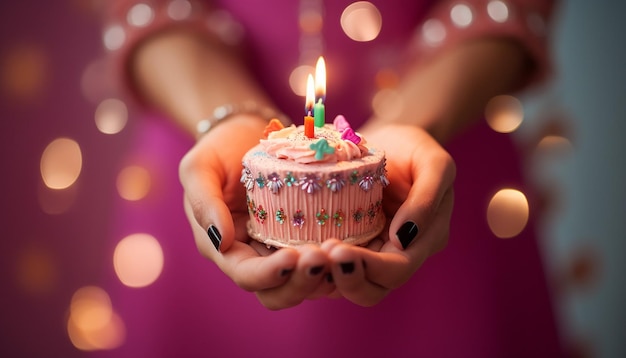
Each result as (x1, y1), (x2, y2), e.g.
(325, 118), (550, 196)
(241, 116), (388, 247)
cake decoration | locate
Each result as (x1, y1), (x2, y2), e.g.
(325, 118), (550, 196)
(240, 56), (388, 247)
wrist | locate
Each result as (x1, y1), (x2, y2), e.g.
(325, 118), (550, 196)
(195, 102), (291, 140)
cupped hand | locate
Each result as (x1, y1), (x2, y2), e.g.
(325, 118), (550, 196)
(322, 123), (456, 306)
(179, 114), (335, 309)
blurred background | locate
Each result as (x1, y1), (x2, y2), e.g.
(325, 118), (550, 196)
(1, 1), (624, 357)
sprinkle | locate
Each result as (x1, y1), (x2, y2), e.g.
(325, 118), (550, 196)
(299, 173), (323, 194)
(255, 172), (266, 188)
(240, 166), (254, 191)
(326, 173), (346, 193)
(256, 205), (267, 223)
(292, 210), (305, 228)
(266, 172), (283, 194)
(349, 170), (359, 185)
(333, 210), (345, 227)
(333, 115), (351, 132)
(263, 118), (284, 138)
(353, 208), (364, 223)
(367, 203), (376, 223)
(341, 128), (361, 144)
(316, 209), (329, 226)
(309, 139), (335, 161)
(275, 208), (286, 224)
(284, 172), (297, 187)
(359, 171), (375, 192)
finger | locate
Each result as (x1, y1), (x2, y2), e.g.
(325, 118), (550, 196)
(256, 245), (332, 310)
(186, 198), (300, 292)
(179, 147), (239, 252)
(389, 148), (456, 250)
(366, 188), (454, 289)
(325, 243), (390, 307)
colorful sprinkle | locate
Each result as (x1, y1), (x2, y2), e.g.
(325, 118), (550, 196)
(284, 172), (297, 187)
(309, 138), (336, 161)
(255, 172), (266, 189)
(333, 210), (345, 227)
(246, 196), (256, 215)
(316, 209), (329, 226)
(275, 208), (286, 224)
(240, 166), (254, 191)
(359, 171), (375, 192)
(349, 170), (359, 185)
(326, 173), (346, 193)
(256, 205), (267, 223)
(292, 210), (305, 228)
(266, 172), (283, 194)
(352, 208), (364, 223)
(299, 173), (322, 194)
(367, 203), (377, 223)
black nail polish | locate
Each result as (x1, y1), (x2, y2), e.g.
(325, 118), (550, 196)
(207, 225), (222, 251)
(280, 268), (294, 277)
(309, 265), (324, 276)
(397, 221), (419, 249)
(340, 262), (355, 274)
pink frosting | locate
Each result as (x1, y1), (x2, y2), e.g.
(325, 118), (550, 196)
(261, 124), (369, 164)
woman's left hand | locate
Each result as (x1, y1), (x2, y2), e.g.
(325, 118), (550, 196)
(321, 123), (456, 306)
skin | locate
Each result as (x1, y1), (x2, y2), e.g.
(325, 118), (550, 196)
(131, 27), (530, 309)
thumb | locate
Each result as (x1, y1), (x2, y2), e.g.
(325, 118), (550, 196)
(388, 151), (456, 250)
(179, 150), (236, 254)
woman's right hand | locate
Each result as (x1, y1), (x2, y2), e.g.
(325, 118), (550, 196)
(179, 114), (335, 310)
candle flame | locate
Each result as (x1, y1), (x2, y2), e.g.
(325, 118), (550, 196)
(305, 73), (315, 115)
(315, 56), (326, 101)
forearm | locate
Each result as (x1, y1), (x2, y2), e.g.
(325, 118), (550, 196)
(130, 29), (275, 136)
(364, 38), (532, 143)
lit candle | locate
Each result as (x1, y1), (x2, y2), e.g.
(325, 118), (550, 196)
(314, 56), (326, 127)
(304, 73), (315, 138)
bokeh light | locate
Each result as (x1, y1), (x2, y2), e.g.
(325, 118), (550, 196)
(340, 2), (382, 42)
(116, 165), (151, 201)
(1, 43), (48, 101)
(537, 135), (574, 155)
(114, 233), (164, 288)
(81, 58), (115, 104)
(40, 138), (83, 190)
(487, 0), (509, 23)
(299, 9), (323, 34)
(16, 245), (58, 295)
(374, 68), (399, 89)
(102, 25), (126, 51)
(487, 188), (529, 239)
(421, 19), (446, 46)
(95, 98), (128, 134)
(485, 95), (524, 133)
(289, 65), (315, 96)
(68, 286), (125, 351)
(167, 0), (193, 21)
(450, 3), (473, 28)
(127, 3), (154, 27)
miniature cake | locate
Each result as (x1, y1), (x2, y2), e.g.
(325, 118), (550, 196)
(240, 115), (389, 248)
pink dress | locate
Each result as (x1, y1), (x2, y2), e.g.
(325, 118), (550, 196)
(99, 1), (563, 356)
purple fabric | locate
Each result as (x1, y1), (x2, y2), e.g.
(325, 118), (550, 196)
(96, 1), (563, 356)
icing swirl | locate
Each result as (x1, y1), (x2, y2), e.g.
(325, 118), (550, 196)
(261, 124), (369, 164)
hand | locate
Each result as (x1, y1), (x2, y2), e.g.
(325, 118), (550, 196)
(179, 114), (335, 310)
(321, 123), (456, 306)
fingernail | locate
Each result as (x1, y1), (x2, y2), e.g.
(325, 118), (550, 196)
(309, 265), (324, 276)
(397, 221), (419, 249)
(207, 225), (222, 251)
(280, 268), (294, 277)
(340, 262), (355, 274)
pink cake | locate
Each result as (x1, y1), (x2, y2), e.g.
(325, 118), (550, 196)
(240, 116), (389, 248)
